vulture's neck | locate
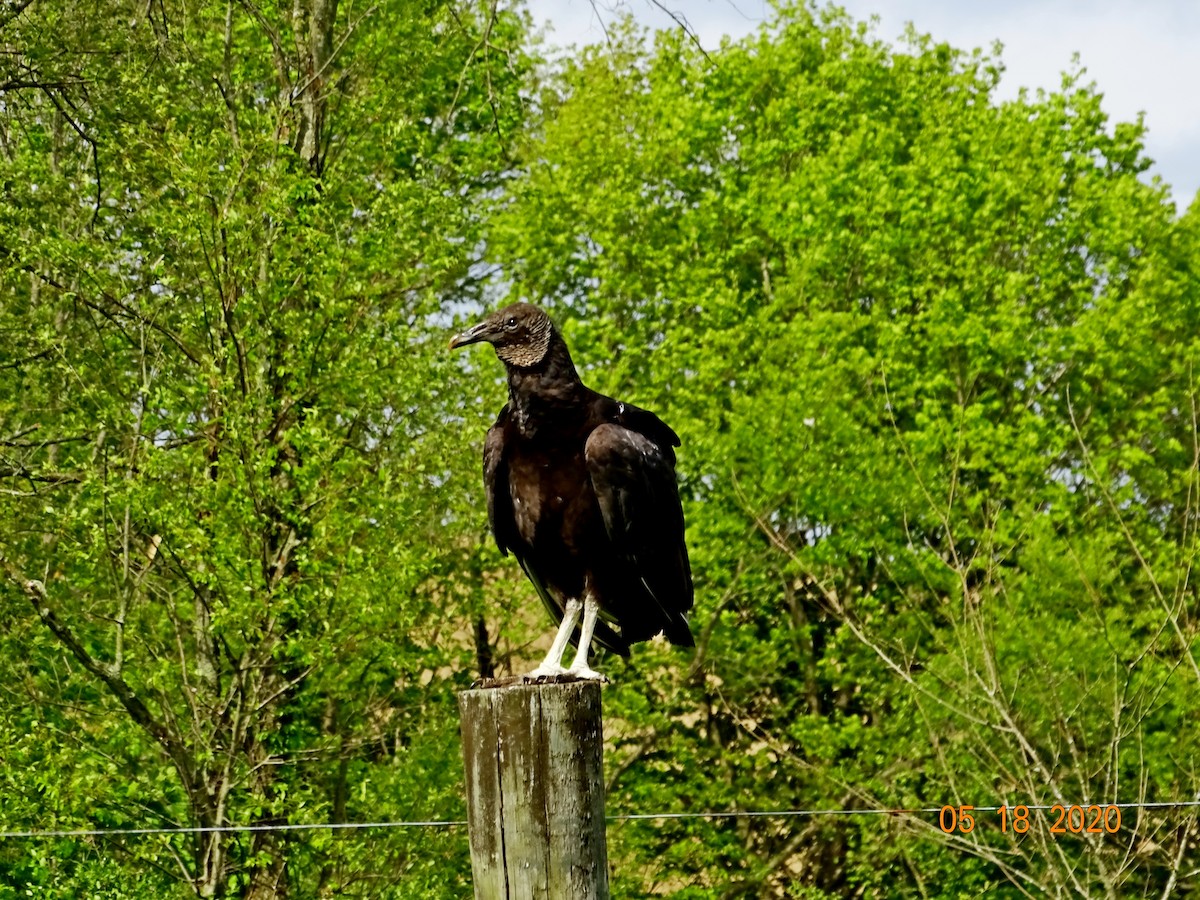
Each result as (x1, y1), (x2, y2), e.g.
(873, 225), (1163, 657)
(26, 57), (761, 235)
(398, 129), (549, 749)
(505, 335), (587, 431)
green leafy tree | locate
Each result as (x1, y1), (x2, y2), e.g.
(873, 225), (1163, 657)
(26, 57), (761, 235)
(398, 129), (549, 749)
(489, 4), (1200, 896)
(1, 0), (532, 896)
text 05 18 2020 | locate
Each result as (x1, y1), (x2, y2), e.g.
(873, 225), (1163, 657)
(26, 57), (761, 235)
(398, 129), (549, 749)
(939, 804), (1122, 835)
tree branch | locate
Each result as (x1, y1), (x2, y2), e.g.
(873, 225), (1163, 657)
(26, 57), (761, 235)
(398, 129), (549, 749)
(1, 559), (190, 780)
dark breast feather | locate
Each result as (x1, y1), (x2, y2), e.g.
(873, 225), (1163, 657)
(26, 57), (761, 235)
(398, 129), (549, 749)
(484, 408), (566, 628)
(482, 405), (515, 556)
(483, 402), (630, 656)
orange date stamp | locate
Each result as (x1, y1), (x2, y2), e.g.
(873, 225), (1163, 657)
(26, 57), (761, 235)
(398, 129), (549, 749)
(939, 804), (1122, 836)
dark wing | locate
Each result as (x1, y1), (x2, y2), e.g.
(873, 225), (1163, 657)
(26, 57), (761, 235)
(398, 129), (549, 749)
(612, 400), (681, 466)
(585, 422), (694, 646)
(482, 404), (517, 555)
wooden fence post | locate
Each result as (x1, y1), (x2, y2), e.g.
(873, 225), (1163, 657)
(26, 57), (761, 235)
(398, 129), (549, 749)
(458, 679), (610, 900)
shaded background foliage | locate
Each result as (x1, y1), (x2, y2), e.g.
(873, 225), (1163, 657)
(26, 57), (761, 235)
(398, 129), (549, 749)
(2, 0), (1198, 897)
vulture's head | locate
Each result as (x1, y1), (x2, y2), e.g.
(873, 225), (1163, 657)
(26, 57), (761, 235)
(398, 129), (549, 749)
(448, 302), (555, 368)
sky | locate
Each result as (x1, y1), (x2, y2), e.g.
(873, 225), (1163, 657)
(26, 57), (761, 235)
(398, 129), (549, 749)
(522, 0), (1200, 210)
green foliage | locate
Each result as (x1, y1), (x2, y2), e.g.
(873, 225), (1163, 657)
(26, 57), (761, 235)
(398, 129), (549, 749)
(4, 0), (1199, 896)
(489, 3), (1200, 896)
(1, 0), (531, 895)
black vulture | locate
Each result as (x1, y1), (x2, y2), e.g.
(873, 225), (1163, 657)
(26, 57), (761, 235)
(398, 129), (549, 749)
(449, 302), (693, 679)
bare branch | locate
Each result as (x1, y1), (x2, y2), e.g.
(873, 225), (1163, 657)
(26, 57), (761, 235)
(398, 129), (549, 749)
(0, 560), (189, 778)
(0, 464), (83, 483)
(0, 0), (36, 29)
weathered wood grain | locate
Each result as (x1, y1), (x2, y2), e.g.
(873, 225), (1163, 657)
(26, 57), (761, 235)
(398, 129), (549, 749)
(459, 680), (610, 900)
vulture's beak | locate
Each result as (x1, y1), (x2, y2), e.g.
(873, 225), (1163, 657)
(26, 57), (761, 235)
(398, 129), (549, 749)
(448, 320), (493, 350)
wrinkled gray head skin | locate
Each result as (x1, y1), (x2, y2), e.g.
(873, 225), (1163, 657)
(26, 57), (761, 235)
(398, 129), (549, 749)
(448, 302), (555, 368)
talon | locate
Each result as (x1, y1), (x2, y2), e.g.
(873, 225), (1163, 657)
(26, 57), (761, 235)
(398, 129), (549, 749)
(525, 664), (566, 682)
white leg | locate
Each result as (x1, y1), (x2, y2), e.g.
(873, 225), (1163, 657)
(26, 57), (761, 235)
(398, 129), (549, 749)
(527, 598), (581, 678)
(565, 594), (604, 681)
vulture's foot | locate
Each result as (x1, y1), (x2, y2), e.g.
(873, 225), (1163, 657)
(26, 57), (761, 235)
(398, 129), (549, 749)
(524, 663), (568, 680)
(564, 665), (607, 682)
(520, 664), (608, 683)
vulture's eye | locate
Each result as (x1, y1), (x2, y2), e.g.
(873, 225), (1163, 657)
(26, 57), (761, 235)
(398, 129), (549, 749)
(506, 316), (518, 330)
